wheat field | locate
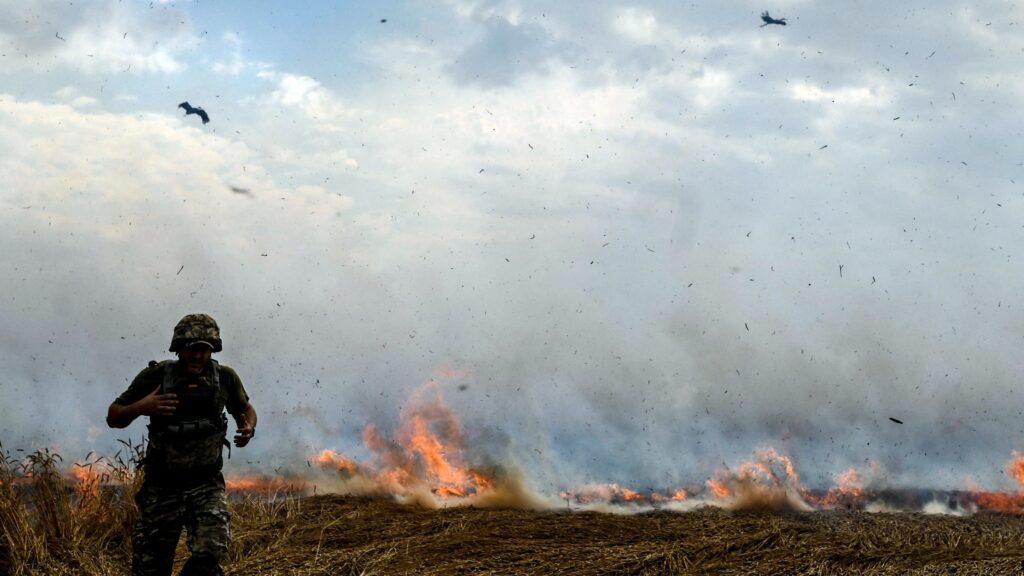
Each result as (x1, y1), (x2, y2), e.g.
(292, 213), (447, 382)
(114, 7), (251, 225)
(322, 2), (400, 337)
(4, 447), (1024, 575)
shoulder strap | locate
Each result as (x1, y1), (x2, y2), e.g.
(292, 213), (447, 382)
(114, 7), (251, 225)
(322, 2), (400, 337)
(210, 358), (221, 390)
(161, 360), (176, 393)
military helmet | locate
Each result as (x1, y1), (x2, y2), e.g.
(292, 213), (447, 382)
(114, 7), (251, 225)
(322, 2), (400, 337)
(169, 313), (223, 352)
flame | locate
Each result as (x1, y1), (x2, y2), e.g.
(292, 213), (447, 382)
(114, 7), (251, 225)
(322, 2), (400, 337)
(561, 484), (639, 504)
(1009, 451), (1024, 488)
(69, 463), (105, 497)
(287, 378), (1024, 515)
(706, 449), (813, 512)
(706, 478), (731, 499)
(225, 475), (308, 495)
(972, 491), (1024, 514)
(561, 484), (689, 505)
(969, 452), (1024, 513)
(314, 449), (361, 477)
(813, 467), (866, 510)
(317, 382), (493, 501)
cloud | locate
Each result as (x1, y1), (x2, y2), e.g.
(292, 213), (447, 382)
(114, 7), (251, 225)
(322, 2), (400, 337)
(788, 82), (886, 107)
(443, 0), (525, 22)
(0, 0), (198, 74)
(256, 70), (360, 129)
(612, 7), (661, 44)
(446, 17), (562, 87)
(211, 31), (246, 75)
(54, 86), (99, 108)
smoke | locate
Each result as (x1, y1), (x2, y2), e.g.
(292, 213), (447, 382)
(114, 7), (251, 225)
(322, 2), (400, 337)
(4, 0), (1024, 504)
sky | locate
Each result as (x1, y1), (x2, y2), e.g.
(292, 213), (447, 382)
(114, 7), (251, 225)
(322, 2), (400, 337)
(2, 0), (1024, 494)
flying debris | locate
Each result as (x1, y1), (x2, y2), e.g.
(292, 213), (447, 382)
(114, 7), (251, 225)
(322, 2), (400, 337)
(889, 417), (904, 424)
(229, 185), (252, 196)
(178, 101), (210, 124)
(760, 11), (787, 27)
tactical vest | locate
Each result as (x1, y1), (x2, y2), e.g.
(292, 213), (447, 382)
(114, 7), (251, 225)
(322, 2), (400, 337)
(145, 360), (229, 478)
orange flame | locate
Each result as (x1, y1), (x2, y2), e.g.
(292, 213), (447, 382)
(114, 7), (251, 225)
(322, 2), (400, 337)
(813, 467), (866, 510)
(706, 478), (731, 499)
(970, 452), (1024, 513)
(318, 382), (493, 499)
(314, 449), (361, 477)
(706, 449), (813, 511)
(69, 464), (105, 497)
(225, 475), (308, 495)
(561, 483), (689, 505)
(1009, 451), (1024, 488)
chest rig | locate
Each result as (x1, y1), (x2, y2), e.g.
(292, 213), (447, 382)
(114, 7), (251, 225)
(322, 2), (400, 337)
(145, 360), (230, 477)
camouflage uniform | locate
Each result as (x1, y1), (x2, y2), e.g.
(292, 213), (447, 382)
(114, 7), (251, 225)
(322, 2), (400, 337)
(113, 314), (251, 576)
(132, 474), (230, 576)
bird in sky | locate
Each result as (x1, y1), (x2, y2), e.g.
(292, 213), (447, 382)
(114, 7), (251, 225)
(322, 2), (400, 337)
(178, 101), (210, 124)
(760, 11), (787, 26)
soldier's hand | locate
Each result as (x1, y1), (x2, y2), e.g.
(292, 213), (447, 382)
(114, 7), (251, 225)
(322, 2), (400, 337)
(234, 424), (254, 447)
(136, 386), (178, 417)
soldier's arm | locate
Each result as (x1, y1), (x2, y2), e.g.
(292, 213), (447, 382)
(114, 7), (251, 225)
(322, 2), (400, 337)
(232, 403), (257, 447)
(106, 386), (178, 428)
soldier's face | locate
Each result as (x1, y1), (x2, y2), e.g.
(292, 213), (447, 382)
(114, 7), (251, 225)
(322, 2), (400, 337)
(179, 347), (212, 374)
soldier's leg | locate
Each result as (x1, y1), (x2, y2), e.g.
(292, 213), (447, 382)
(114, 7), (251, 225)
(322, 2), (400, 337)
(132, 481), (186, 576)
(179, 474), (230, 576)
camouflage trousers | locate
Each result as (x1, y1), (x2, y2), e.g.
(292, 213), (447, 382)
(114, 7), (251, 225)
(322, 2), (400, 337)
(132, 473), (230, 576)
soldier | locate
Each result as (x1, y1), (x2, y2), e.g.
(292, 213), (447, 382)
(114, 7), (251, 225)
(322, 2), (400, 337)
(107, 313), (257, 576)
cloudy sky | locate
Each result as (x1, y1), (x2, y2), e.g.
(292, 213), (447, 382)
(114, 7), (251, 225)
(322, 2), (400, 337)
(2, 0), (1024, 493)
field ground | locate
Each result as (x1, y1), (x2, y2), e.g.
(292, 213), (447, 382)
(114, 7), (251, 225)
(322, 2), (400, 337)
(215, 495), (1024, 576)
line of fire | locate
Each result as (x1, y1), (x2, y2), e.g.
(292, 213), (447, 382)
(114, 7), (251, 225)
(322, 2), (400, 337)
(14, 380), (1024, 518)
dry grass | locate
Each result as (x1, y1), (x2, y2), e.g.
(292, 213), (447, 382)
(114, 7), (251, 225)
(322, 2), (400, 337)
(0, 440), (144, 576)
(224, 495), (1024, 576)
(3, 444), (1024, 575)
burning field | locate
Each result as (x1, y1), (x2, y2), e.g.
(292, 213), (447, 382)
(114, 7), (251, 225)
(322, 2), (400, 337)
(226, 383), (1024, 518)
(6, 384), (1024, 575)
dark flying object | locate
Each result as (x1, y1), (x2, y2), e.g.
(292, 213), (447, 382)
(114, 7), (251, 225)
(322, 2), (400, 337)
(889, 417), (903, 424)
(760, 11), (787, 26)
(178, 101), (210, 124)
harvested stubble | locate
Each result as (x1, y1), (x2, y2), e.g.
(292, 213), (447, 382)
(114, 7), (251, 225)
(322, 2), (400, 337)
(223, 495), (1024, 576)
(7, 471), (1024, 575)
